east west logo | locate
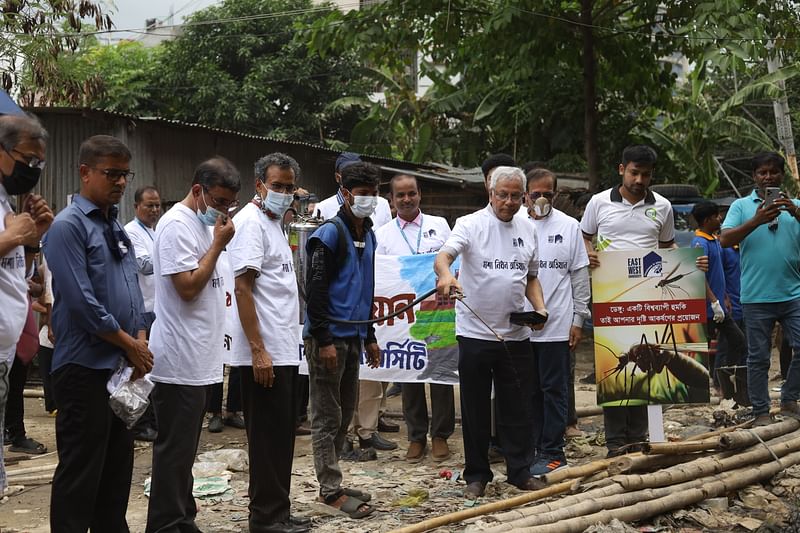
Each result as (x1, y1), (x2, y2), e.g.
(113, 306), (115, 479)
(627, 251), (663, 278)
(547, 234), (563, 244)
(512, 237), (525, 247)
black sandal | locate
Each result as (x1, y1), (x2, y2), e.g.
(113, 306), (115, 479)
(9, 437), (47, 454)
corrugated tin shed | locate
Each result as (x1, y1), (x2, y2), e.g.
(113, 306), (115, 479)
(30, 107), (486, 224)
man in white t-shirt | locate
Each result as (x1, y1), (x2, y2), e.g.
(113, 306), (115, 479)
(317, 152), (398, 453)
(435, 166), (548, 498)
(525, 168), (590, 476)
(123, 185), (161, 442)
(375, 174), (454, 464)
(227, 153), (311, 533)
(146, 157), (239, 533)
(580, 145), (677, 457)
(0, 114), (53, 496)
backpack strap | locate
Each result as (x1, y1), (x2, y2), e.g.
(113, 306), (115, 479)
(321, 217), (350, 269)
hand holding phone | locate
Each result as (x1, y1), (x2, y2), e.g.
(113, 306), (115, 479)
(764, 187), (782, 207)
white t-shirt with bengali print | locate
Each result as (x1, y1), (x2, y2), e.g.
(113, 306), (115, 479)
(528, 209), (589, 341)
(149, 203), (226, 385)
(0, 184), (28, 364)
(375, 212), (451, 255)
(444, 204), (539, 342)
(580, 187), (674, 251)
(225, 203), (300, 367)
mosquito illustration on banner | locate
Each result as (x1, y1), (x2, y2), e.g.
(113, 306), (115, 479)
(654, 262), (699, 299)
(596, 323), (709, 405)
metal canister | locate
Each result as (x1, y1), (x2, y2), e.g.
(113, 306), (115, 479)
(286, 213), (323, 321)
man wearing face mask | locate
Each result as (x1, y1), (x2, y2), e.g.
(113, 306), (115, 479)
(226, 152), (310, 533)
(0, 113), (53, 501)
(146, 157), (239, 533)
(304, 161), (383, 519)
(44, 135), (149, 531)
(524, 168), (590, 476)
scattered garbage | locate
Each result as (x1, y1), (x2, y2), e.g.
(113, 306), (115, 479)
(197, 449), (249, 472)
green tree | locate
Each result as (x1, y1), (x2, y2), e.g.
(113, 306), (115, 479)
(1, 1), (113, 97)
(151, 0), (370, 142)
(308, 0), (681, 183)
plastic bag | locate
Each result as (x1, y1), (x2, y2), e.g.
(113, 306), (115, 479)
(107, 361), (154, 429)
(197, 449), (249, 472)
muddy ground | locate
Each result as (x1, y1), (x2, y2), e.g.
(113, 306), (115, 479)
(3, 343), (800, 533)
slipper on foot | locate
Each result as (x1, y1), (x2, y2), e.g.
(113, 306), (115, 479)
(320, 494), (374, 519)
(9, 437), (47, 454)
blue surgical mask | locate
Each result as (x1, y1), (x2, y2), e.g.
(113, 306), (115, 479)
(264, 189), (294, 217)
(196, 192), (223, 226)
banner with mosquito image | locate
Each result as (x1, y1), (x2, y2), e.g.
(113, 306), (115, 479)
(592, 248), (711, 406)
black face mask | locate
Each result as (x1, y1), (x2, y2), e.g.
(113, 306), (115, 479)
(3, 159), (41, 195)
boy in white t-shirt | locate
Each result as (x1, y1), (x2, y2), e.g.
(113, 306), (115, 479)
(146, 157), (239, 533)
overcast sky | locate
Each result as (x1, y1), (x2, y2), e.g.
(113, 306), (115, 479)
(106, 0), (220, 39)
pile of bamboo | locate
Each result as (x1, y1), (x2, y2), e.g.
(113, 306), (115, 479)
(389, 418), (800, 533)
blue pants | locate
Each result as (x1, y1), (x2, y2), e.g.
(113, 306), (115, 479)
(531, 341), (569, 460)
(744, 299), (800, 416)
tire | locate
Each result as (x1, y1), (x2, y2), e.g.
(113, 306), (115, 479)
(649, 184), (700, 199)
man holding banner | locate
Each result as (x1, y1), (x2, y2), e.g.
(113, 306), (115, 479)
(375, 173), (454, 463)
(580, 145), (674, 457)
(435, 166), (548, 499)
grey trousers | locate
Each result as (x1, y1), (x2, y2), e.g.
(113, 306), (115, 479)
(306, 337), (361, 501)
(402, 383), (455, 443)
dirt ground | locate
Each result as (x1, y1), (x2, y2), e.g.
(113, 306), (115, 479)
(2, 342), (798, 533)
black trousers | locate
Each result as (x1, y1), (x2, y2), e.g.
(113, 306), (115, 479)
(38, 346), (56, 412)
(50, 364), (134, 533)
(146, 383), (209, 533)
(4, 354), (28, 441)
(295, 374), (309, 424)
(457, 336), (534, 487)
(402, 382), (455, 443)
(240, 365), (297, 529)
(567, 350), (577, 426)
(603, 405), (648, 451)
(207, 366), (242, 413)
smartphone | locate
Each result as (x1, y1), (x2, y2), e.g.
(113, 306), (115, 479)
(510, 311), (548, 327)
(764, 187), (782, 207)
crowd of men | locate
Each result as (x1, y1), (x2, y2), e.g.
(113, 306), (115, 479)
(1, 109), (799, 531)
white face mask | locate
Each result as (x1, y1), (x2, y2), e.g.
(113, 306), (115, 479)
(351, 195), (378, 219)
(264, 189), (294, 217)
(532, 196), (552, 218)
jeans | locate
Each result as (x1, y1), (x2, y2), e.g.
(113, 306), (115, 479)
(0, 361), (9, 492)
(306, 337), (361, 500)
(744, 299), (800, 416)
(711, 316), (747, 384)
(531, 341), (569, 460)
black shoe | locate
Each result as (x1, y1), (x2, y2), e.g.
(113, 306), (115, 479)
(254, 519), (310, 533)
(289, 515), (312, 527)
(579, 372), (596, 384)
(224, 413), (246, 429)
(359, 432), (398, 451)
(378, 416), (400, 433)
(207, 414), (224, 433)
(133, 427), (158, 442)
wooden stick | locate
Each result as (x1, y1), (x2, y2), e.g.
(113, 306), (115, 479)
(607, 452), (701, 475)
(719, 418), (800, 449)
(541, 457), (617, 484)
(6, 473), (53, 484)
(386, 480), (574, 533)
(522, 449), (800, 532)
(643, 438), (719, 455)
(6, 463), (58, 477)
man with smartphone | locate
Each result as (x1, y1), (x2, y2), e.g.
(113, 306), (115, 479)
(720, 152), (800, 426)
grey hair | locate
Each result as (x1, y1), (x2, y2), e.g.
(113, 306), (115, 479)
(489, 166), (525, 191)
(0, 113), (48, 151)
(254, 152), (300, 182)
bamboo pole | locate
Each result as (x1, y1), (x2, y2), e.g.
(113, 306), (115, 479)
(386, 481), (574, 533)
(6, 463), (58, 477)
(642, 438), (718, 455)
(540, 457), (617, 485)
(519, 449), (800, 532)
(719, 418), (800, 449)
(607, 452), (702, 475)
(6, 473), (53, 484)
(619, 431), (800, 491)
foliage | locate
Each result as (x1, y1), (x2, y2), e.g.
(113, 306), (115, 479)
(150, 0), (371, 142)
(0, 1), (113, 98)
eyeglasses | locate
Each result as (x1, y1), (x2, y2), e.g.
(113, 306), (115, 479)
(493, 190), (524, 203)
(528, 191), (555, 200)
(265, 181), (297, 194)
(11, 149), (46, 170)
(91, 167), (135, 182)
(140, 203), (161, 211)
(203, 187), (239, 210)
